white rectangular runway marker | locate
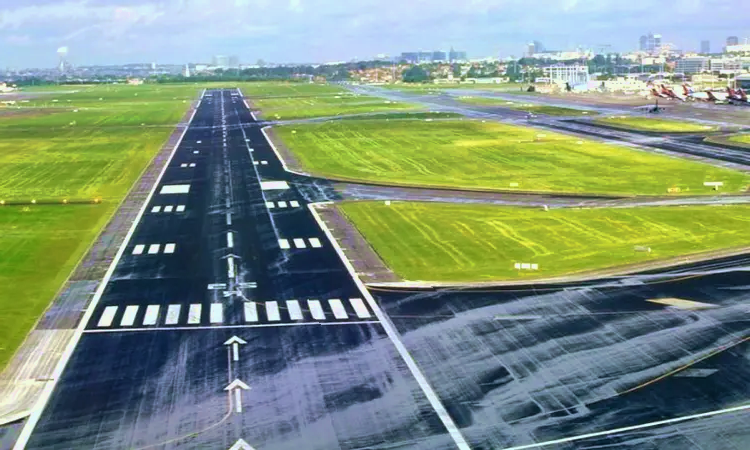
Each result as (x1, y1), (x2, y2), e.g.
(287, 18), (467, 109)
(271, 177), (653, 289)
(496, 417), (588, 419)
(166, 305), (181, 325)
(290, 201), (300, 207)
(227, 232), (234, 248)
(132, 245), (145, 255)
(278, 201), (287, 208)
(244, 302), (258, 322)
(329, 299), (348, 319)
(143, 305), (160, 326)
(278, 239), (290, 249)
(266, 201), (275, 209)
(176, 205), (186, 212)
(151, 206), (161, 213)
(293, 238), (306, 249)
(147, 244), (160, 254)
(260, 160), (268, 165)
(164, 243), (176, 254)
(120, 305), (139, 327)
(164, 205), (174, 213)
(265, 301), (280, 321)
(97, 306), (118, 327)
(308, 300), (325, 320)
(309, 238), (322, 248)
(189, 163), (196, 168)
(160, 184), (190, 195)
(180, 163), (187, 168)
(188, 304), (201, 324)
(210, 304), (223, 324)
(260, 181), (289, 191)
(286, 300), (303, 321)
(349, 298), (371, 319)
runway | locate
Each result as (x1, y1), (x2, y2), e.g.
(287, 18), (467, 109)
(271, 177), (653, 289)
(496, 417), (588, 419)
(14, 90), (466, 450)
(13, 88), (750, 450)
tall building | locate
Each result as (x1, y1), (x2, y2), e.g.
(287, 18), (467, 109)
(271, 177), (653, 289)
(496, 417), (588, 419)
(228, 56), (239, 68)
(532, 40), (545, 53)
(727, 36), (740, 46)
(432, 51), (447, 62)
(701, 40), (710, 54)
(400, 52), (419, 63)
(448, 48), (467, 62)
(639, 33), (662, 53)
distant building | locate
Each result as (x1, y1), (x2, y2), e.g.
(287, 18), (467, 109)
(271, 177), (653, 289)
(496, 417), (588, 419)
(543, 64), (590, 87)
(726, 44), (750, 55)
(737, 74), (750, 90)
(674, 57), (709, 74)
(432, 51), (447, 62)
(448, 48), (467, 62)
(228, 56), (239, 68)
(418, 51), (432, 62)
(710, 58), (741, 74)
(727, 36), (740, 46)
(701, 40), (710, 54)
(183, 64), (191, 77)
(639, 33), (662, 54)
(400, 52), (419, 63)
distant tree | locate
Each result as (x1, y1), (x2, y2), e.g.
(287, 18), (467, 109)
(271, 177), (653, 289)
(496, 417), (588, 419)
(402, 66), (429, 83)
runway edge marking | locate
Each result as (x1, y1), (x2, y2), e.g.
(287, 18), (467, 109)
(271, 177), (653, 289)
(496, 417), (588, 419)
(13, 88), (207, 450)
(307, 202), (471, 450)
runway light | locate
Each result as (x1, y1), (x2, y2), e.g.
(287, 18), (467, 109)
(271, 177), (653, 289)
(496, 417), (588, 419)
(0, 200), (4, 205)
(63, 199), (68, 204)
(31, 199), (36, 204)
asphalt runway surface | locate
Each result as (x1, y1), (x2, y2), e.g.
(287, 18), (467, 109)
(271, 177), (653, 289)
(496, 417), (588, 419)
(13, 88), (750, 450)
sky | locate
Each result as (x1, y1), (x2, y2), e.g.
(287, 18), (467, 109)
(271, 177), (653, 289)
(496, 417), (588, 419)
(0, 0), (748, 68)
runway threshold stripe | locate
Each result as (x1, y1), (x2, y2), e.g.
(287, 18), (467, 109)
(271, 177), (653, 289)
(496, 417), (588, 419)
(151, 206), (161, 213)
(210, 304), (223, 324)
(147, 244), (160, 254)
(308, 300), (325, 320)
(176, 205), (186, 212)
(143, 305), (160, 326)
(290, 201), (300, 207)
(244, 302), (258, 322)
(278, 239), (290, 249)
(97, 306), (118, 327)
(266, 301), (280, 321)
(188, 304), (201, 324)
(286, 300), (303, 321)
(266, 201), (275, 209)
(132, 245), (145, 255)
(164, 243), (176, 254)
(328, 299), (348, 319)
(349, 298), (371, 319)
(278, 201), (287, 208)
(84, 321), (382, 333)
(120, 305), (139, 327)
(309, 238), (322, 248)
(166, 305), (181, 325)
(293, 238), (307, 249)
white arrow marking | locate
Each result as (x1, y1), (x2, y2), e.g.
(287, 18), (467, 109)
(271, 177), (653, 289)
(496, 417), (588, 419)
(224, 379), (250, 413)
(228, 438), (256, 450)
(224, 336), (247, 362)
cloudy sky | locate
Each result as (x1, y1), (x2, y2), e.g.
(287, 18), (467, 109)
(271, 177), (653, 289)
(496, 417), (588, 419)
(0, 0), (748, 68)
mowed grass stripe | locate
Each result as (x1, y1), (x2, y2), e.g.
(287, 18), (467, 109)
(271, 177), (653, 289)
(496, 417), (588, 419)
(254, 93), (419, 120)
(339, 201), (750, 282)
(277, 119), (749, 195)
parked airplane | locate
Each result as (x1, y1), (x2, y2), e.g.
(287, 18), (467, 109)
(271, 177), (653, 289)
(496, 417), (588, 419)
(727, 87), (750, 106)
(659, 85), (686, 101)
(682, 84), (728, 103)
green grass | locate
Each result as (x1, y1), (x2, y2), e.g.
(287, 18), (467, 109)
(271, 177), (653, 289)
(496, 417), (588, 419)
(253, 92), (419, 120)
(276, 118), (749, 195)
(340, 202), (750, 282)
(0, 83), (198, 370)
(455, 97), (596, 116)
(593, 116), (718, 132)
(0, 205), (112, 369)
(728, 134), (750, 145)
(379, 82), (525, 92)
(236, 81), (345, 98)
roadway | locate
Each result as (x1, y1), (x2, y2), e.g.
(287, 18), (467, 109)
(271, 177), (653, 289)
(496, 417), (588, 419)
(13, 88), (750, 450)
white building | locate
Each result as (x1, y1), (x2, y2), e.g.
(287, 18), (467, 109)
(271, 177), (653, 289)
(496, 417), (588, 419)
(710, 58), (742, 74)
(543, 64), (590, 88)
(726, 44), (750, 54)
(674, 57), (709, 74)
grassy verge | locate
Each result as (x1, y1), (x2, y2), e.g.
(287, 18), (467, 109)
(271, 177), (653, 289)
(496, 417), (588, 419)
(0, 83), (198, 369)
(593, 116), (717, 132)
(337, 111), (463, 120)
(339, 201), (750, 282)
(455, 96), (596, 115)
(275, 118), (749, 196)
(253, 91), (419, 120)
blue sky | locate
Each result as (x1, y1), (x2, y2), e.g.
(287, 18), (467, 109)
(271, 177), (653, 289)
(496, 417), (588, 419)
(0, 0), (748, 68)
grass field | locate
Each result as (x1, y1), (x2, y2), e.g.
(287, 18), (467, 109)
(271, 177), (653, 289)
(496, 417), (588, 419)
(340, 201), (750, 282)
(252, 91), (419, 120)
(593, 116), (718, 132)
(0, 83), (197, 369)
(728, 134), (750, 144)
(276, 118), (749, 195)
(0, 205), (110, 368)
(455, 96), (596, 115)
(337, 111), (463, 120)
(379, 82), (527, 92)
(236, 82), (344, 98)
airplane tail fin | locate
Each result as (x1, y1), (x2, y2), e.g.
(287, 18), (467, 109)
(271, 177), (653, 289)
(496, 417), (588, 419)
(706, 91), (717, 101)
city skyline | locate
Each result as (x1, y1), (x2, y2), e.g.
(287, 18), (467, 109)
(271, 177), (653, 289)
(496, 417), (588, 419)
(1, 0), (749, 68)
